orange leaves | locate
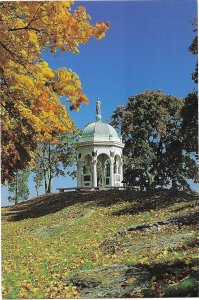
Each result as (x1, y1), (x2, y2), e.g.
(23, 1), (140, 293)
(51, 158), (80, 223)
(53, 68), (89, 110)
(95, 22), (111, 40)
(78, 94), (89, 105)
(1, 1), (109, 183)
(39, 91), (49, 104)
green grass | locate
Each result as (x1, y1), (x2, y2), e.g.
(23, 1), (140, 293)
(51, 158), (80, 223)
(2, 190), (198, 298)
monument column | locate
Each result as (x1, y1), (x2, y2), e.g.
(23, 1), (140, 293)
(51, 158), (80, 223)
(93, 159), (97, 188)
(101, 162), (105, 188)
(77, 161), (84, 188)
(110, 159), (114, 187)
(120, 160), (123, 186)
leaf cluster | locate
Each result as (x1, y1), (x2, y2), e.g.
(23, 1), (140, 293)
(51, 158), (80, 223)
(110, 90), (197, 190)
(33, 129), (81, 194)
(188, 17), (198, 83)
(1, 2), (109, 183)
(8, 169), (31, 204)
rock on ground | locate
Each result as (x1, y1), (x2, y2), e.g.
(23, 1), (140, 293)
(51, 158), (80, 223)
(65, 264), (151, 298)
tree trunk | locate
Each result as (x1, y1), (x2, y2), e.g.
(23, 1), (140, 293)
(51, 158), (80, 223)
(46, 140), (52, 193)
(41, 145), (48, 193)
(145, 169), (156, 191)
(171, 178), (178, 190)
(44, 171), (48, 193)
(46, 176), (52, 193)
(35, 185), (39, 197)
(15, 172), (18, 204)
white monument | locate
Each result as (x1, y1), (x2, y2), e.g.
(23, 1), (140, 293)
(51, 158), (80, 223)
(76, 99), (124, 189)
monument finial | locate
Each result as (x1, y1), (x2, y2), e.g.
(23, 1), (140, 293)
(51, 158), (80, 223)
(96, 98), (102, 122)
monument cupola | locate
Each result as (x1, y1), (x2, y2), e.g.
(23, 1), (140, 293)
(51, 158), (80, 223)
(76, 99), (124, 189)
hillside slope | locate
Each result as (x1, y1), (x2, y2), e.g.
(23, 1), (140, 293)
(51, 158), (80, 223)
(2, 190), (198, 298)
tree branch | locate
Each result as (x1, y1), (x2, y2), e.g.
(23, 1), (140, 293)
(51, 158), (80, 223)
(0, 41), (27, 70)
(8, 3), (44, 33)
(9, 25), (41, 32)
(27, 3), (44, 27)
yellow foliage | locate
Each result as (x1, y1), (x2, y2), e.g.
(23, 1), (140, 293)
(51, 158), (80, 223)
(1, 1), (110, 183)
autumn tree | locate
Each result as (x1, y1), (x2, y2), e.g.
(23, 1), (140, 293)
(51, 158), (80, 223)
(110, 90), (197, 190)
(33, 130), (80, 194)
(8, 169), (30, 204)
(1, 2), (109, 184)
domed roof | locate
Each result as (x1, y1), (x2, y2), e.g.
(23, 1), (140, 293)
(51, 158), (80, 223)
(80, 121), (120, 142)
(78, 98), (121, 143)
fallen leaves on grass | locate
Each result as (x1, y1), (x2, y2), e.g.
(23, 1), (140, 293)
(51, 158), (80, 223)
(2, 190), (198, 298)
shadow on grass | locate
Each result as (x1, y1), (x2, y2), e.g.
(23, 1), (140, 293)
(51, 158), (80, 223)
(2, 189), (198, 222)
(170, 202), (196, 213)
(136, 258), (198, 297)
(112, 190), (198, 217)
(3, 190), (129, 221)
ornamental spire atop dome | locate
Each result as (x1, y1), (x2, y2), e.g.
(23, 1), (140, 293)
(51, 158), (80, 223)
(96, 98), (102, 122)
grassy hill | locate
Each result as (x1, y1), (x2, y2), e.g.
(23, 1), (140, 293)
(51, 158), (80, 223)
(2, 189), (198, 298)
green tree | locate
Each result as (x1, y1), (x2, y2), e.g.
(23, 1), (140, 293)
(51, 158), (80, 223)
(181, 92), (198, 154)
(181, 18), (198, 154)
(188, 17), (198, 84)
(33, 166), (43, 197)
(33, 131), (80, 194)
(8, 169), (30, 204)
(110, 90), (197, 191)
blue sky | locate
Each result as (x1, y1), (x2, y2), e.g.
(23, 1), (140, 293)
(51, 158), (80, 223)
(1, 0), (198, 206)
